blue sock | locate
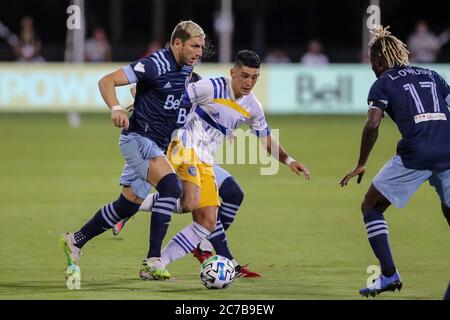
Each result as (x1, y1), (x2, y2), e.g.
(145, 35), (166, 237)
(73, 194), (140, 248)
(217, 177), (244, 231)
(207, 177), (243, 259)
(363, 209), (396, 277)
(208, 220), (233, 260)
(147, 173), (182, 258)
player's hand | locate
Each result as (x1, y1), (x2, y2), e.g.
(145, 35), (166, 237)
(339, 165), (365, 186)
(290, 161), (311, 180)
(111, 110), (129, 129)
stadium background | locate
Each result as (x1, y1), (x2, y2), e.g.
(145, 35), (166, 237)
(0, 0), (449, 300)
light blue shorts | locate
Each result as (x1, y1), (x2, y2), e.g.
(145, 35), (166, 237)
(119, 133), (165, 199)
(213, 164), (232, 188)
(373, 155), (450, 208)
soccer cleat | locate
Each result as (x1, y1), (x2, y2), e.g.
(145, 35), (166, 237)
(59, 232), (82, 266)
(139, 257), (171, 280)
(112, 217), (130, 236)
(359, 271), (402, 297)
(193, 246), (213, 264)
(235, 264), (261, 278)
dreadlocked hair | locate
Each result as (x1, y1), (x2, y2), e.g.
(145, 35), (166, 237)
(368, 25), (410, 68)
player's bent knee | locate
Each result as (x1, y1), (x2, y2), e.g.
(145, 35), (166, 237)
(361, 201), (389, 216)
(156, 173), (182, 198)
(220, 176), (244, 204)
(361, 185), (390, 215)
(180, 196), (198, 212)
(197, 219), (216, 233)
(121, 187), (143, 204)
(193, 208), (218, 232)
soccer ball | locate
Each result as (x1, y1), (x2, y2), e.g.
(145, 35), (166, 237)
(199, 255), (235, 289)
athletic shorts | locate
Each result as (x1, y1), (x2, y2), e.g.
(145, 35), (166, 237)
(373, 155), (450, 208)
(167, 139), (220, 208)
(119, 132), (165, 200)
(213, 164), (232, 188)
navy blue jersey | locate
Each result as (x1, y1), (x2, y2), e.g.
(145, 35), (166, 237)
(368, 66), (450, 170)
(122, 48), (192, 150)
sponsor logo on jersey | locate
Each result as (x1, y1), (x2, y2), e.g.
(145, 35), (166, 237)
(211, 112), (220, 119)
(164, 81), (172, 89)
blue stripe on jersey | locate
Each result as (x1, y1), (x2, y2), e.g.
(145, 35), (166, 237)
(210, 79), (218, 98)
(156, 51), (171, 73)
(252, 127), (271, 137)
(122, 65), (138, 84)
(220, 77), (227, 98)
(195, 107), (227, 135)
(217, 78), (223, 98)
(150, 57), (161, 76)
(181, 92), (191, 106)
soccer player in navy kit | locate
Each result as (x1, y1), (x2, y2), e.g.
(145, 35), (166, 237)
(340, 26), (450, 297)
(60, 21), (205, 280)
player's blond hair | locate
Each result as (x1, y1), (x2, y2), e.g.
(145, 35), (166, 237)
(170, 20), (205, 44)
(368, 25), (410, 67)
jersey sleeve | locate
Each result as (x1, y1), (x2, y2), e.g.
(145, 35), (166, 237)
(367, 78), (389, 111)
(432, 71), (450, 106)
(122, 56), (159, 84)
(184, 79), (214, 105)
(245, 95), (271, 137)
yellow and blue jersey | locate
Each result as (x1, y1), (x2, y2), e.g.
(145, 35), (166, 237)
(178, 77), (270, 164)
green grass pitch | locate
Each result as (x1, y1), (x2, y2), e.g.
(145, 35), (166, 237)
(0, 113), (448, 299)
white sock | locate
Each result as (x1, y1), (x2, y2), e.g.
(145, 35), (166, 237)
(198, 238), (214, 252)
(139, 193), (183, 213)
(139, 193), (156, 211)
(161, 222), (210, 266)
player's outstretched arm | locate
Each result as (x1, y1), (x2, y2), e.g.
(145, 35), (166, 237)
(260, 134), (311, 180)
(339, 108), (384, 186)
(98, 68), (131, 129)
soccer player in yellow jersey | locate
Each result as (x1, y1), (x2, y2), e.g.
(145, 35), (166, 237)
(139, 50), (311, 279)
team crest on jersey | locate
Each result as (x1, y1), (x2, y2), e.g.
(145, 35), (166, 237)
(188, 166), (197, 177)
(133, 62), (145, 73)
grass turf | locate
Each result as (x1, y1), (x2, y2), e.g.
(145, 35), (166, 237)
(0, 113), (448, 299)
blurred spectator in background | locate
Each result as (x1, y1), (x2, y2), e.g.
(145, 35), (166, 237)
(15, 16), (45, 62)
(143, 40), (161, 57)
(85, 28), (112, 62)
(300, 39), (329, 65)
(264, 48), (291, 63)
(407, 20), (440, 63)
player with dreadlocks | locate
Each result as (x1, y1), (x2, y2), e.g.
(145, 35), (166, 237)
(340, 26), (450, 297)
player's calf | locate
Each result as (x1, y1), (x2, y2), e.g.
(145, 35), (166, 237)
(147, 173), (182, 258)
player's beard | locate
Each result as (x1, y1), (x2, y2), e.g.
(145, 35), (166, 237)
(179, 50), (197, 66)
